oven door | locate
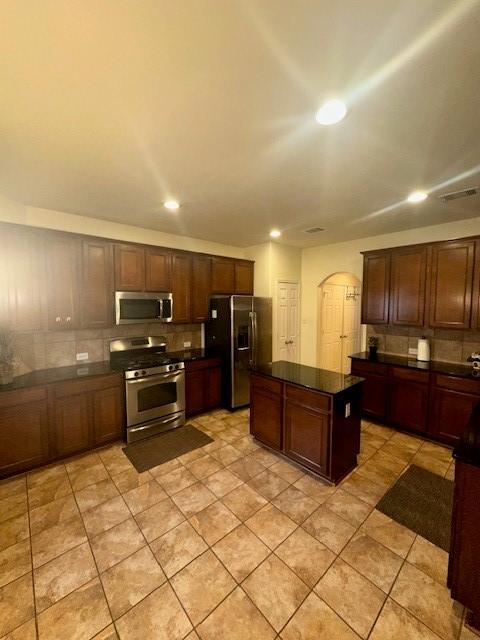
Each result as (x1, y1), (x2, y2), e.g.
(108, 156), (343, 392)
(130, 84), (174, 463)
(126, 370), (185, 427)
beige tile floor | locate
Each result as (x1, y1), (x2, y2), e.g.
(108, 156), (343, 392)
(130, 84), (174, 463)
(0, 408), (478, 640)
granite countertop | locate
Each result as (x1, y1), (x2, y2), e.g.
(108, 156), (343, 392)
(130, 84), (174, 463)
(251, 360), (364, 395)
(0, 348), (221, 393)
(350, 351), (480, 380)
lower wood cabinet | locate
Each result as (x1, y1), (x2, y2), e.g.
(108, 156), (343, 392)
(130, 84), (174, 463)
(0, 372), (125, 478)
(185, 358), (222, 417)
(0, 387), (50, 477)
(250, 376), (283, 451)
(387, 368), (429, 434)
(349, 360), (388, 421)
(284, 395), (329, 475)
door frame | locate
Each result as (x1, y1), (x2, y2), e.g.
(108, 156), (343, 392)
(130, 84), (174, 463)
(274, 279), (301, 363)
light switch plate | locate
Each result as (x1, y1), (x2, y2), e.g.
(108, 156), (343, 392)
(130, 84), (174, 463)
(76, 352), (89, 361)
(183, 341), (191, 348)
(212, 309), (217, 319)
(345, 402), (351, 418)
(408, 347), (418, 356)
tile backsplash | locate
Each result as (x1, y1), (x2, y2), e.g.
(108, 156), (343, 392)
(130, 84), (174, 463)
(12, 324), (202, 376)
(367, 325), (480, 364)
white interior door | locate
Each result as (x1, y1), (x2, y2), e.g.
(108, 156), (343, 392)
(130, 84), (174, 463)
(318, 283), (361, 374)
(276, 281), (300, 363)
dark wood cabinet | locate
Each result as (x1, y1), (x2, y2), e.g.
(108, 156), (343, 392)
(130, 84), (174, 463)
(0, 388), (49, 477)
(284, 385), (329, 475)
(235, 261), (254, 295)
(361, 251), (391, 324)
(185, 358), (222, 417)
(428, 240), (475, 329)
(53, 393), (91, 457)
(81, 240), (114, 329)
(430, 375), (480, 445)
(191, 255), (211, 323)
(171, 253), (192, 323)
(350, 360), (388, 421)
(211, 257), (235, 294)
(3, 227), (45, 331)
(145, 247), (171, 292)
(250, 374), (283, 450)
(387, 368), (429, 433)
(114, 243), (145, 291)
(389, 246), (428, 327)
(93, 386), (124, 445)
(45, 234), (82, 330)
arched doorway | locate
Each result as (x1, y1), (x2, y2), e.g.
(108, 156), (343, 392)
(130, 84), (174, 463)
(317, 272), (361, 373)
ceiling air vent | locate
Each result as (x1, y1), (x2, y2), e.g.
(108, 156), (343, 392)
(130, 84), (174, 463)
(304, 227), (325, 234)
(438, 187), (479, 202)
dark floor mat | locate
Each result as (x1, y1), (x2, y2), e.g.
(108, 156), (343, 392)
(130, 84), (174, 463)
(123, 424), (213, 473)
(376, 464), (454, 551)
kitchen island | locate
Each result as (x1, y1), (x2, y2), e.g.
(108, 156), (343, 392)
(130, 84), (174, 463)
(250, 361), (364, 484)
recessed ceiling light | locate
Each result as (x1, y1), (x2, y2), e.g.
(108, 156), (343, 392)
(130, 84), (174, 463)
(407, 191), (428, 203)
(163, 200), (180, 210)
(270, 229), (281, 238)
(315, 99), (347, 125)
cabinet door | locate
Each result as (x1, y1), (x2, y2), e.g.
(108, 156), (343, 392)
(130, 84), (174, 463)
(0, 400), (49, 476)
(145, 248), (172, 292)
(284, 399), (329, 476)
(205, 367), (222, 410)
(428, 240), (475, 329)
(361, 252), (391, 324)
(4, 227), (45, 331)
(172, 253), (192, 323)
(235, 261), (254, 295)
(390, 246), (427, 327)
(211, 257), (235, 294)
(46, 235), (82, 330)
(185, 370), (206, 417)
(430, 387), (479, 445)
(250, 376), (283, 450)
(351, 367), (388, 420)
(93, 386), (124, 445)
(191, 255), (211, 323)
(81, 240), (114, 329)
(114, 244), (145, 291)
(388, 381), (428, 433)
(53, 393), (91, 457)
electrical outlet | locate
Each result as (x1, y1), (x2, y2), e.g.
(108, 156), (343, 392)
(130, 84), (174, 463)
(76, 352), (89, 361)
(345, 402), (351, 418)
(408, 347), (418, 356)
(212, 309), (217, 319)
(183, 341), (191, 348)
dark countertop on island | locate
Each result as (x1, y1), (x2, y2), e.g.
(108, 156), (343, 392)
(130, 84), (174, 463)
(350, 351), (480, 380)
(251, 360), (364, 395)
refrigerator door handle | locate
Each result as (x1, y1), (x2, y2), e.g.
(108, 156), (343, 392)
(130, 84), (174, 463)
(249, 311), (257, 367)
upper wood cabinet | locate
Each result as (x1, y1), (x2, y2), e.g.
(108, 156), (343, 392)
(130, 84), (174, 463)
(81, 240), (114, 329)
(45, 234), (82, 330)
(428, 240), (475, 329)
(191, 255), (211, 323)
(3, 226), (45, 331)
(235, 260), (254, 295)
(211, 257), (235, 294)
(114, 244), (145, 291)
(171, 253), (192, 323)
(389, 246), (428, 327)
(361, 251), (391, 324)
(145, 247), (172, 292)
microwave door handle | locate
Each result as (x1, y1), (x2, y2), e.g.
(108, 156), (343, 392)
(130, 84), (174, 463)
(157, 298), (163, 319)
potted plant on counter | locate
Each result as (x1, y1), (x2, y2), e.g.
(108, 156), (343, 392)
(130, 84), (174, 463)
(368, 336), (379, 360)
(0, 326), (15, 385)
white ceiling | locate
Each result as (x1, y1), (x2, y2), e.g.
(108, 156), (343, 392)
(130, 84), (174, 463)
(1, 0), (479, 248)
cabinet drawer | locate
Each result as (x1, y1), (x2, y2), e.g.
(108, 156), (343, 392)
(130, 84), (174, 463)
(285, 384), (331, 413)
(0, 386), (47, 409)
(54, 374), (122, 398)
(185, 358), (222, 372)
(434, 374), (480, 396)
(250, 373), (282, 396)
(350, 360), (388, 377)
(391, 367), (429, 384)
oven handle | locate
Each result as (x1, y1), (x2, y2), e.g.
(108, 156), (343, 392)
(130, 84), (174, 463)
(126, 371), (184, 384)
(129, 414), (180, 433)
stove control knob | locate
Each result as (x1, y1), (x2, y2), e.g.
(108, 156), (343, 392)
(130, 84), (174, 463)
(134, 371), (139, 377)
(168, 365), (174, 371)
(142, 370), (146, 376)
(175, 364), (180, 370)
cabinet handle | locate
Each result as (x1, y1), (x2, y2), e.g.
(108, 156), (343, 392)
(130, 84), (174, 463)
(66, 316), (71, 322)
(55, 317), (61, 323)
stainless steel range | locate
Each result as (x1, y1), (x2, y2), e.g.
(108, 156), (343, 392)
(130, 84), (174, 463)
(110, 336), (185, 443)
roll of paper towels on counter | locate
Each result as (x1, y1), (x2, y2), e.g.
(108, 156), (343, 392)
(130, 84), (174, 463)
(417, 337), (430, 362)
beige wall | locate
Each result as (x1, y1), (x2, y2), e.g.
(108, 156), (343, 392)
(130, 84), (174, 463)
(301, 217), (480, 366)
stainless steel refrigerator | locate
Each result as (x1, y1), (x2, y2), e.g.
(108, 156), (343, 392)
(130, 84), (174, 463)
(205, 295), (272, 409)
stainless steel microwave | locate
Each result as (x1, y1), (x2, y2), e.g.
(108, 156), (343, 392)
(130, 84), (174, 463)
(115, 291), (173, 325)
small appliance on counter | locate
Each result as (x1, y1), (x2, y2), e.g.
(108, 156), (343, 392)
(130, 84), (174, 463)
(417, 337), (430, 362)
(109, 336), (185, 443)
